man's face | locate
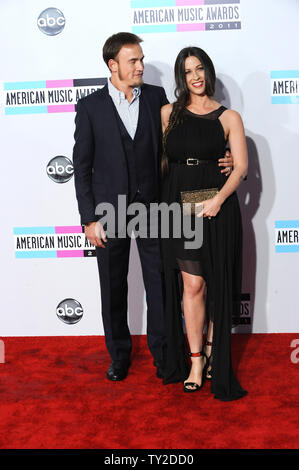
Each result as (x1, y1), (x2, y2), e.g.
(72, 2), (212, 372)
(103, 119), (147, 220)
(111, 44), (144, 88)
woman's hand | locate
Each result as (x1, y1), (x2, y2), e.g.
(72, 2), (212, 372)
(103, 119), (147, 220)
(196, 194), (224, 219)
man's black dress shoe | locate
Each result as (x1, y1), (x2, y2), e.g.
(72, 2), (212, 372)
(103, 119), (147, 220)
(106, 362), (130, 381)
(153, 360), (165, 379)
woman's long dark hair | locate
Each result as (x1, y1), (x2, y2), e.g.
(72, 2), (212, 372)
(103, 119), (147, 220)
(161, 47), (216, 176)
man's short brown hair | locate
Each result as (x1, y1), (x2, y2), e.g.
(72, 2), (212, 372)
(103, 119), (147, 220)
(102, 32), (143, 68)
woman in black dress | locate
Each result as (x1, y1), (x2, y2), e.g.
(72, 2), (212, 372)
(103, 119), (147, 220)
(160, 47), (248, 401)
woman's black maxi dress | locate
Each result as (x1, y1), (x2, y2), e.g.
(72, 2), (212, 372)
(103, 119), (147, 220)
(160, 106), (247, 401)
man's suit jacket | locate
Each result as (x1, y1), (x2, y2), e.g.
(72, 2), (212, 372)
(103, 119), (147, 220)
(73, 83), (169, 225)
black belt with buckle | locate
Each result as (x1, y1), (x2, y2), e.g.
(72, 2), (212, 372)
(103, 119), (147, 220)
(170, 158), (217, 166)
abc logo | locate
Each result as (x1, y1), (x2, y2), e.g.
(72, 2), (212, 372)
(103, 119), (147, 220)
(37, 8), (65, 36)
(47, 156), (74, 183)
(56, 299), (83, 325)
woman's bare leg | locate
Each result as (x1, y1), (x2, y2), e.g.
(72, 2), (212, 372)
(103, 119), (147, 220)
(181, 271), (207, 390)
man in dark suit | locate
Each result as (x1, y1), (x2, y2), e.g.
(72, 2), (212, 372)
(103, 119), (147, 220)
(73, 32), (232, 381)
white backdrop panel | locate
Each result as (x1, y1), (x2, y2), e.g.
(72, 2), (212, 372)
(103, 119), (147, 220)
(0, 0), (298, 335)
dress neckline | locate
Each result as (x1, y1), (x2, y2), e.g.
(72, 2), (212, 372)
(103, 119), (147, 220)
(184, 105), (224, 117)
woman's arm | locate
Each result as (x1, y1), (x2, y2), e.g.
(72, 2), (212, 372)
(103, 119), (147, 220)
(217, 110), (248, 201)
(199, 110), (248, 218)
(160, 103), (173, 133)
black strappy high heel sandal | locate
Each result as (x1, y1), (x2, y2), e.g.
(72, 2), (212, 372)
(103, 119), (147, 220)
(205, 340), (213, 380)
(183, 351), (208, 393)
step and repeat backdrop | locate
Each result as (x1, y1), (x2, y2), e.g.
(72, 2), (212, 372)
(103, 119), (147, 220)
(1, 0), (298, 335)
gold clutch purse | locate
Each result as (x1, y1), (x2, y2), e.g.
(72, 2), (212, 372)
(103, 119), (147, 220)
(180, 188), (219, 215)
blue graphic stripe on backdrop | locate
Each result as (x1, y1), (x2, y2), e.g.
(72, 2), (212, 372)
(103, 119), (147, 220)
(131, 0), (175, 7)
(13, 227), (55, 235)
(275, 245), (299, 253)
(270, 70), (299, 79)
(275, 221), (299, 228)
(5, 106), (48, 115)
(15, 251), (57, 258)
(4, 81), (46, 90)
(132, 24), (177, 33)
(271, 96), (299, 104)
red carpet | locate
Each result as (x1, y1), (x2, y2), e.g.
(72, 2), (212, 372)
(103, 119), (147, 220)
(0, 334), (298, 449)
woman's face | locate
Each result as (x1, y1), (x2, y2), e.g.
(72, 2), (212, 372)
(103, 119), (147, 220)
(184, 55), (205, 96)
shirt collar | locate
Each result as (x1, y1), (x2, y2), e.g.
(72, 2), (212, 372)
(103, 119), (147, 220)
(108, 78), (141, 105)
